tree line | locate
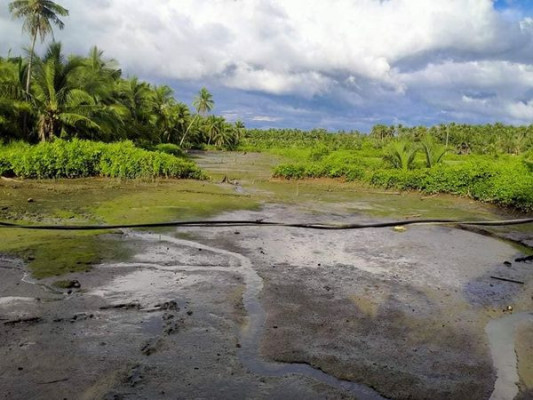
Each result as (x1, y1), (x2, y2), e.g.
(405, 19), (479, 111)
(243, 125), (533, 156)
(0, 44), (244, 149)
(1, 0), (243, 149)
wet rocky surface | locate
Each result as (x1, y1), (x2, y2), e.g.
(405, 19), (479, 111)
(1, 204), (531, 400)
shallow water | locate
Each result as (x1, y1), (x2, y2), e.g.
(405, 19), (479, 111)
(486, 312), (533, 400)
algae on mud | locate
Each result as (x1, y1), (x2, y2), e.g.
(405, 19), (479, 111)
(1, 151), (531, 280)
(0, 177), (259, 278)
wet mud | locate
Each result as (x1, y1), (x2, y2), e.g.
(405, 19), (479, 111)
(1, 204), (532, 399)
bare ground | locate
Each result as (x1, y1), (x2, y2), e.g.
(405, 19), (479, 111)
(1, 204), (532, 400)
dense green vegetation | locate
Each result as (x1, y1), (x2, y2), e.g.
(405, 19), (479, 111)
(0, 139), (204, 179)
(2, 1), (532, 213)
(0, 43), (243, 150)
(241, 129), (533, 212)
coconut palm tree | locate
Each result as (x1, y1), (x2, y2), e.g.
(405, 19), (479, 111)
(0, 57), (32, 139)
(31, 42), (116, 141)
(179, 87), (214, 146)
(73, 46), (121, 103)
(192, 87), (214, 115)
(9, 0), (69, 94)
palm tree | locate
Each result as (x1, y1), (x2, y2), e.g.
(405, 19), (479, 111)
(234, 120), (245, 142)
(383, 141), (417, 170)
(192, 87), (214, 115)
(420, 135), (447, 168)
(31, 42), (113, 141)
(9, 0), (69, 94)
(73, 46), (121, 103)
(179, 87), (214, 146)
(0, 57), (32, 140)
(114, 77), (156, 142)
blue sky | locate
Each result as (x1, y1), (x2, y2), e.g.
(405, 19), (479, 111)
(2, 0), (533, 132)
(494, 0), (533, 12)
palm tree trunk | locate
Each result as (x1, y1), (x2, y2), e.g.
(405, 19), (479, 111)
(179, 114), (198, 147)
(26, 32), (37, 94)
(23, 32), (37, 136)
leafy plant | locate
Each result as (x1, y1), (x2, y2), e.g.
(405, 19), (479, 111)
(383, 141), (417, 170)
(419, 135), (448, 168)
(0, 139), (204, 179)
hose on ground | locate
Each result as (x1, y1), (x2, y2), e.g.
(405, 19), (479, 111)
(0, 217), (532, 231)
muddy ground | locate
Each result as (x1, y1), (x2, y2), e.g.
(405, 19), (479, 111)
(1, 152), (532, 400)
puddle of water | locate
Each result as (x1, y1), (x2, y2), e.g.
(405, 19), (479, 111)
(140, 315), (164, 335)
(0, 297), (37, 306)
(486, 312), (533, 400)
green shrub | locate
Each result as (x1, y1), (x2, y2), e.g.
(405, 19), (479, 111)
(0, 139), (205, 180)
(273, 148), (532, 211)
(155, 143), (185, 157)
(309, 144), (331, 161)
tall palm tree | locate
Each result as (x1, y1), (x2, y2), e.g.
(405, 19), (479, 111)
(179, 87), (214, 146)
(9, 0), (69, 94)
(192, 87), (214, 115)
(73, 46), (121, 103)
(31, 42), (113, 141)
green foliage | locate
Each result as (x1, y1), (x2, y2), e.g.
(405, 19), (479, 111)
(274, 151), (366, 182)
(382, 141), (417, 170)
(240, 128), (364, 151)
(524, 150), (533, 173)
(267, 134), (532, 211)
(309, 144), (331, 161)
(0, 139), (204, 179)
(368, 159), (533, 211)
(154, 143), (184, 157)
(419, 135), (448, 168)
(0, 44), (242, 150)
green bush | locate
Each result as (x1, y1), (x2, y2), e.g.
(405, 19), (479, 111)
(154, 143), (185, 157)
(0, 139), (204, 179)
(368, 159), (532, 211)
(273, 147), (532, 211)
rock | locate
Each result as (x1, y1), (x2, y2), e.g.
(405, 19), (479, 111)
(140, 338), (162, 356)
(503, 261), (512, 267)
(125, 364), (145, 386)
(53, 280), (81, 289)
(103, 393), (123, 400)
(100, 302), (141, 310)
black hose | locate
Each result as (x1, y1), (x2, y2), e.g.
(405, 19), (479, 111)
(0, 218), (532, 231)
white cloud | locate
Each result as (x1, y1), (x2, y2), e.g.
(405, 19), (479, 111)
(251, 116), (281, 122)
(2, 0), (533, 127)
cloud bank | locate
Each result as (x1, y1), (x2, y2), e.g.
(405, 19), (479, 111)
(2, 0), (533, 130)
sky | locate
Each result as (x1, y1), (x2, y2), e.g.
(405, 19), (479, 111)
(2, 0), (533, 132)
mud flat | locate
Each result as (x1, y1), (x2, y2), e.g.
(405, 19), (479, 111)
(1, 202), (532, 400)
